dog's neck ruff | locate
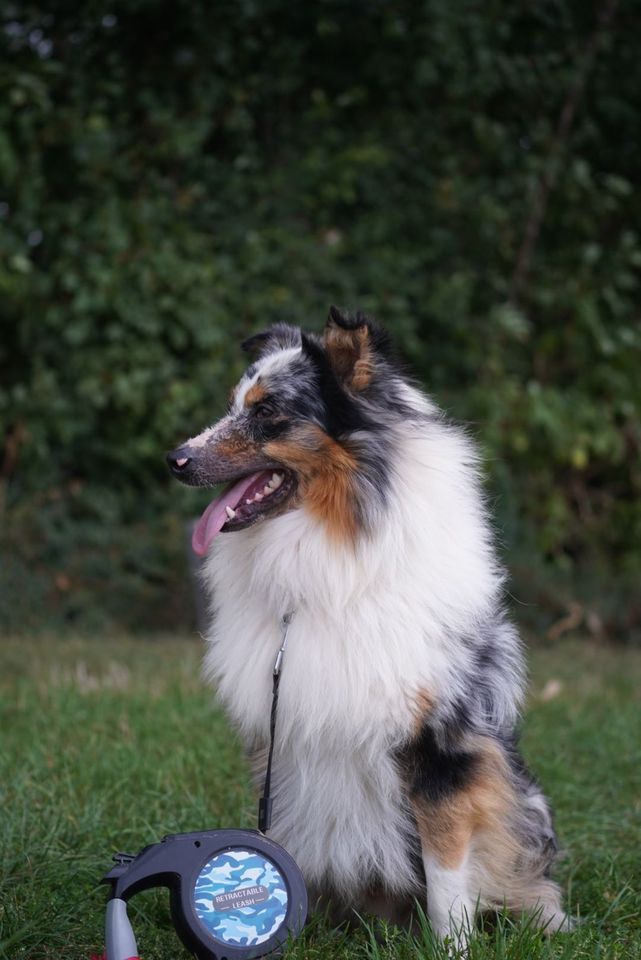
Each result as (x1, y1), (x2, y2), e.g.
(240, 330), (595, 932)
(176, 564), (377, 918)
(258, 611), (295, 834)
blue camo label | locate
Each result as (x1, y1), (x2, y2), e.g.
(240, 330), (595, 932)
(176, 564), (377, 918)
(193, 847), (288, 946)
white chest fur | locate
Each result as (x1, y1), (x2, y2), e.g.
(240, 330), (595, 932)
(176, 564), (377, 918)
(203, 601), (424, 896)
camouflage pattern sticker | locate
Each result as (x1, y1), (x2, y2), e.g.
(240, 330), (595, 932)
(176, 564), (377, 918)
(193, 847), (288, 946)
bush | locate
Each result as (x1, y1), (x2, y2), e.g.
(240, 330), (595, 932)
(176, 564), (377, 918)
(1, 0), (639, 636)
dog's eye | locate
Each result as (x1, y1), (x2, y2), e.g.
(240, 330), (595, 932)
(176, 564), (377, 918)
(253, 402), (275, 419)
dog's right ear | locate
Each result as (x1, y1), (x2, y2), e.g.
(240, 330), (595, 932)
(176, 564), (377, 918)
(322, 306), (391, 392)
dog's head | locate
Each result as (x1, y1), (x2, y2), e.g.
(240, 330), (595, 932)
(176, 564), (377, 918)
(167, 307), (403, 554)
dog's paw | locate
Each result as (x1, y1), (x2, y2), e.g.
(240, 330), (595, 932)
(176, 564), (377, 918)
(435, 922), (472, 957)
(543, 910), (579, 934)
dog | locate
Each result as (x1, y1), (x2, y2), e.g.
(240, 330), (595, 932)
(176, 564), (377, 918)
(167, 307), (570, 946)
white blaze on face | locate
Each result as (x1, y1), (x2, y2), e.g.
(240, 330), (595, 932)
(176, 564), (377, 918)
(188, 345), (302, 447)
(187, 413), (240, 450)
(186, 426), (217, 449)
(234, 347), (301, 413)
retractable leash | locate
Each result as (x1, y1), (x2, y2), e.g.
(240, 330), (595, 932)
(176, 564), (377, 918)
(102, 613), (307, 960)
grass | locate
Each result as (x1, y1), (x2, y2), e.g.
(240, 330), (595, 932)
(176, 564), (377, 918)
(0, 635), (639, 960)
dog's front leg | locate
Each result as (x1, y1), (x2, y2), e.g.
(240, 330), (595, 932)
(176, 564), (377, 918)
(421, 847), (474, 949)
(407, 734), (530, 949)
(409, 796), (476, 949)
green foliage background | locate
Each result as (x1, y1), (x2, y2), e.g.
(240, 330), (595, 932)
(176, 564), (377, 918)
(1, 1), (639, 637)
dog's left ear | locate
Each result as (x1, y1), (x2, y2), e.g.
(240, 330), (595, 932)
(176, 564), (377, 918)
(242, 323), (300, 357)
(322, 306), (389, 392)
(241, 330), (272, 355)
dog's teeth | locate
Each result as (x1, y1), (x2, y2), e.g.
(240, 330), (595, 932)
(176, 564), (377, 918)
(271, 472), (283, 488)
(254, 493), (263, 501)
(245, 499), (252, 504)
(263, 485), (271, 495)
(225, 506), (236, 519)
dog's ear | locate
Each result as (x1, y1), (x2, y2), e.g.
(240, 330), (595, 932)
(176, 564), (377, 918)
(242, 323), (301, 358)
(322, 306), (389, 392)
(241, 330), (272, 355)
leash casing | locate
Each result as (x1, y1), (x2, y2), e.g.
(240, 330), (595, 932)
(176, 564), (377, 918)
(103, 828), (307, 960)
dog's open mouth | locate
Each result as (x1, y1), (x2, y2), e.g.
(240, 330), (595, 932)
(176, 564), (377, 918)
(192, 469), (296, 556)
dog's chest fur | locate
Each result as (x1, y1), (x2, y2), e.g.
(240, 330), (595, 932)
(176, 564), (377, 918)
(205, 596), (426, 897)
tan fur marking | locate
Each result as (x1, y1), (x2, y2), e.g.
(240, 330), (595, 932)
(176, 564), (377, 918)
(214, 435), (261, 463)
(265, 426), (359, 541)
(412, 737), (519, 872)
(323, 323), (374, 391)
(411, 688), (435, 734)
(244, 381), (267, 407)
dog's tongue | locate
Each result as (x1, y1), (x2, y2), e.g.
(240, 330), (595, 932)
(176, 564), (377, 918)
(191, 472), (269, 557)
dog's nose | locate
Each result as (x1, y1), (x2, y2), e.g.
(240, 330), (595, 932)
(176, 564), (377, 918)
(166, 447), (192, 475)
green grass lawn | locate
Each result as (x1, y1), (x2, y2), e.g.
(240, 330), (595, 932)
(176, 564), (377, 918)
(0, 635), (639, 960)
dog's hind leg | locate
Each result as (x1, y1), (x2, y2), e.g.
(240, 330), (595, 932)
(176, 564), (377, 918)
(498, 753), (573, 933)
(410, 736), (570, 943)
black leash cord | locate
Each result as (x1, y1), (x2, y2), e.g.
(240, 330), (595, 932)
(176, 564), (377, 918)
(258, 612), (293, 833)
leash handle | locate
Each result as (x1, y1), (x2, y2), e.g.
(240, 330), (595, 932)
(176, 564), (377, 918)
(105, 898), (140, 960)
(258, 612), (293, 832)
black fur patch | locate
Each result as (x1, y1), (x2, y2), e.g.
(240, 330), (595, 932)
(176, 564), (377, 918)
(254, 419), (290, 442)
(399, 719), (479, 804)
